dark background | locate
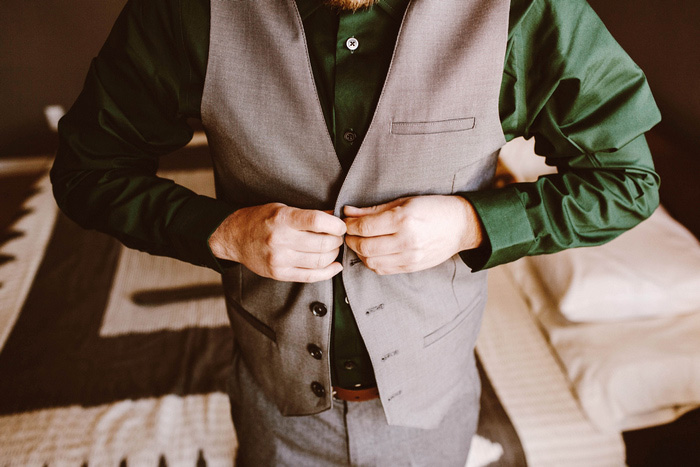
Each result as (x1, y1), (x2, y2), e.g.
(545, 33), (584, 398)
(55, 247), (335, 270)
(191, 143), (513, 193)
(1, 0), (698, 234)
(0, 0), (126, 156)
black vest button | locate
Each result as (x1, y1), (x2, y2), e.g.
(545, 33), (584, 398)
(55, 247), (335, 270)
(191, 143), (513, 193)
(307, 344), (323, 360)
(310, 301), (327, 317)
(311, 382), (326, 398)
(343, 130), (357, 143)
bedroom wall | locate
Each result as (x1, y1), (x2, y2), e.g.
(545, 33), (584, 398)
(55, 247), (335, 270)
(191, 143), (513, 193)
(587, 0), (700, 240)
(3, 0), (699, 238)
(0, 0), (126, 157)
(2, 0), (696, 151)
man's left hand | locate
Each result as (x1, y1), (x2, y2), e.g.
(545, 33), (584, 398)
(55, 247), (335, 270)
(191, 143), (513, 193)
(344, 195), (484, 275)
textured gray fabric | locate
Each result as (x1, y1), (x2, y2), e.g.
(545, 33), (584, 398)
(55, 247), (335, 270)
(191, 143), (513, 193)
(228, 348), (479, 466)
(202, 0), (510, 428)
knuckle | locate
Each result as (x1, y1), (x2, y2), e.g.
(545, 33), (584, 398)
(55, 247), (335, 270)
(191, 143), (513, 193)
(365, 257), (378, 270)
(408, 233), (423, 249)
(355, 220), (370, 237)
(356, 240), (369, 257)
(407, 251), (421, 264)
(397, 236), (412, 251)
(268, 252), (284, 268)
(310, 213), (324, 232)
(272, 205), (290, 223)
(266, 266), (282, 280)
(267, 229), (286, 247)
(318, 235), (329, 252)
(323, 251), (336, 264)
(263, 250), (276, 266)
(403, 216), (418, 232)
(263, 233), (277, 247)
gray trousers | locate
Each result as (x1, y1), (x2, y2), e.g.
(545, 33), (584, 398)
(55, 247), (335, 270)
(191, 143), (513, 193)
(227, 348), (479, 466)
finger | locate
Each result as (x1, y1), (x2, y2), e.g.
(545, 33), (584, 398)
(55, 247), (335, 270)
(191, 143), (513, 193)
(284, 262), (343, 283)
(286, 230), (345, 253)
(345, 209), (400, 237)
(364, 253), (414, 276)
(284, 249), (340, 270)
(286, 208), (346, 236)
(345, 234), (403, 258)
(357, 250), (432, 276)
(343, 198), (405, 218)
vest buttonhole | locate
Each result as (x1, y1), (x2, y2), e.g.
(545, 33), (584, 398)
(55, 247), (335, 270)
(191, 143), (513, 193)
(365, 303), (385, 315)
(381, 349), (398, 362)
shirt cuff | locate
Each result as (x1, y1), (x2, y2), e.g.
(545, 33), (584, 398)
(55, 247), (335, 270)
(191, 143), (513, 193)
(167, 194), (238, 273)
(457, 186), (535, 270)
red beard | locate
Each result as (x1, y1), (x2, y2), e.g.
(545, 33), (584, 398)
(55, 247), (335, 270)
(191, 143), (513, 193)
(324, 0), (380, 11)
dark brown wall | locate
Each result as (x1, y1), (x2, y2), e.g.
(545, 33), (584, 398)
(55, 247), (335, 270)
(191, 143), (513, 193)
(2, 0), (698, 204)
(587, 0), (700, 148)
(0, 0), (125, 156)
(587, 0), (700, 238)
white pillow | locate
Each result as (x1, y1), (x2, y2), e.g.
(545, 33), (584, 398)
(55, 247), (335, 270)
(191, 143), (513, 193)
(498, 136), (557, 182)
(523, 206), (700, 322)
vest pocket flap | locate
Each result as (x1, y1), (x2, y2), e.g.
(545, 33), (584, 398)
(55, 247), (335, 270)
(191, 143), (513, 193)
(226, 297), (277, 343)
(391, 117), (475, 135)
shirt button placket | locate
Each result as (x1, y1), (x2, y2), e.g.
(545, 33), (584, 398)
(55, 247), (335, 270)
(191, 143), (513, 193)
(345, 36), (359, 52)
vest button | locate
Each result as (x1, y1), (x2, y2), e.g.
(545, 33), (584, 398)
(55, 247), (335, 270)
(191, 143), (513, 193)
(343, 130), (357, 143)
(311, 381), (326, 398)
(307, 344), (323, 360)
(310, 301), (327, 317)
(344, 360), (356, 370)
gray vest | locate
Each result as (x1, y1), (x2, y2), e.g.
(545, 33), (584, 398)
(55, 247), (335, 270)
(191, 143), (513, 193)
(202, 0), (509, 428)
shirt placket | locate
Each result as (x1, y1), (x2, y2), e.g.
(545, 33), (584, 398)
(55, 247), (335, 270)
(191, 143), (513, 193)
(330, 10), (381, 389)
(332, 11), (376, 172)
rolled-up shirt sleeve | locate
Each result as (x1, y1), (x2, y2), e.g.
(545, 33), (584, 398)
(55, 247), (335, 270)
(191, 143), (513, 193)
(50, 0), (235, 272)
(460, 0), (661, 270)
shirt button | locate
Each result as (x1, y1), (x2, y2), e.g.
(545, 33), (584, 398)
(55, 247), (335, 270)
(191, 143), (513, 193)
(346, 37), (359, 51)
(343, 130), (357, 143)
(344, 360), (356, 370)
(311, 381), (326, 398)
(310, 301), (327, 317)
(307, 344), (323, 360)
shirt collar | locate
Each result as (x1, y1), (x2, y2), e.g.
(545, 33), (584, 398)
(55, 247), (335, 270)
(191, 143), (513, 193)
(377, 0), (410, 20)
(296, 0), (411, 22)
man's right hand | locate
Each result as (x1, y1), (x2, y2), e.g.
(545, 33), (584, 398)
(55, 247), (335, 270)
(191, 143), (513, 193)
(208, 203), (346, 283)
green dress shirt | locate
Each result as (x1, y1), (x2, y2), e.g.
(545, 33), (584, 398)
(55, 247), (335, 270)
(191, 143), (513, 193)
(51, 0), (661, 390)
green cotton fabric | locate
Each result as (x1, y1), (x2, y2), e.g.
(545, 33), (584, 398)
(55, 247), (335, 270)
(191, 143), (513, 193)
(51, 0), (661, 389)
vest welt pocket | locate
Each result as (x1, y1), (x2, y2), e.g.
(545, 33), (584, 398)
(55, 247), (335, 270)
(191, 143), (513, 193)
(423, 293), (481, 347)
(391, 117), (475, 135)
(226, 296), (277, 343)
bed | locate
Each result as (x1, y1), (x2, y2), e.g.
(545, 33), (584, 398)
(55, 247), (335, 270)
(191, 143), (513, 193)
(476, 137), (700, 466)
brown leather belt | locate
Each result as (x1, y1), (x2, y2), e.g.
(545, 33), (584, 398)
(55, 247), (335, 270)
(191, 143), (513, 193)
(333, 386), (379, 402)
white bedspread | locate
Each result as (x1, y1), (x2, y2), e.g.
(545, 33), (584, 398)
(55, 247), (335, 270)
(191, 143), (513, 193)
(506, 259), (700, 432)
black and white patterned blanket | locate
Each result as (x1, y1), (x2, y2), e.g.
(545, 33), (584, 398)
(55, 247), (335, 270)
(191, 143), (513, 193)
(0, 154), (524, 466)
